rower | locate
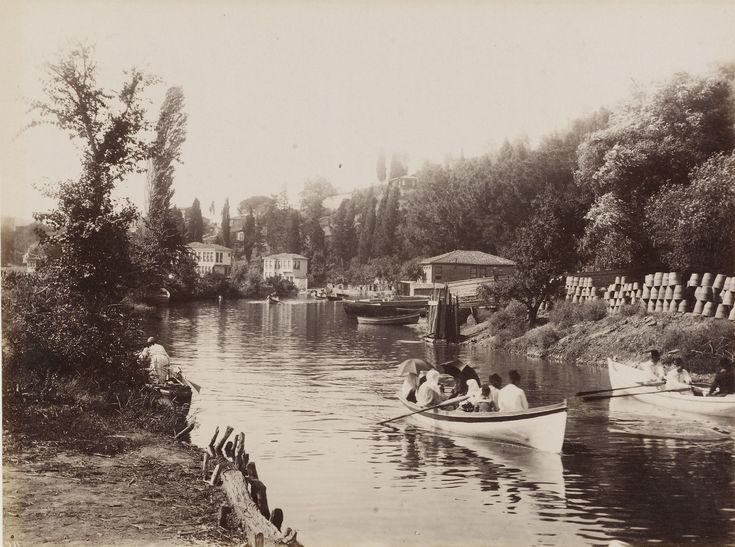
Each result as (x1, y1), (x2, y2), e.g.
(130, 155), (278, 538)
(665, 357), (692, 391)
(710, 357), (735, 396)
(643, 349), (665, 383)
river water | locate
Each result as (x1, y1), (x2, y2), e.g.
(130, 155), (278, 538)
(150, 299), (734, 546)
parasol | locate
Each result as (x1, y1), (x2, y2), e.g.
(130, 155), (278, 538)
(396, 358), (434, 376)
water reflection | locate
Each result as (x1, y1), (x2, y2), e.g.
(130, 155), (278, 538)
(147, 300), (735, 546)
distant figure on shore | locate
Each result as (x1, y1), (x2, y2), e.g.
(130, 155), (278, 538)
(709, 357), (735, 396)
(139, 336), (171, 384)
(665, 357), (692, 390)
(644, 349), (665, 383)
(416, 369), (445, 407)
(498, 370), (528, 412)
(488, 373), (503, 409)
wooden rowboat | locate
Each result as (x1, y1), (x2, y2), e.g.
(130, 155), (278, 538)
(397, 395), (568, 453)
(607, 358), (735, 418)
(356, 313), (421, 325)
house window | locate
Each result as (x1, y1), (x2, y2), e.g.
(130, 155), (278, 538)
(434, 265), (442, 281)
(294, 260), (300, 270)
(216, 252), (222, 263)
(470, 267), (478, 278)
(237, 232), (244, 241)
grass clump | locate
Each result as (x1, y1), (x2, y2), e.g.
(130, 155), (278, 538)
(489, 301), (530, 344)
(548, 299), (607, 328)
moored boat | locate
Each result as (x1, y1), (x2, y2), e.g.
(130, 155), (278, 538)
(397, 395), (568, 453)
(267, 294), (280, 304)
(344, 297), (429, 317)
(607, 358), (735, 418)
(326, 294), (343, 301)
(356, 313), (421, 325)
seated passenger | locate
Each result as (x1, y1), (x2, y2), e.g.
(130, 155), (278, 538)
(710, 357), (735, 396)
(416, 369), (445, 407)
(400, 372), (419, 403)
(498, 370), (529, 412)
(488, 373), (503, 410)
(460, 379), (482, 412)
(474, 384), (497, 412)
(643, 349), (666, 384)
(665, 357), (692, 391)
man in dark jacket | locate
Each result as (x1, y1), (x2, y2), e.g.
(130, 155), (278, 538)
(709, 357), (735, 396)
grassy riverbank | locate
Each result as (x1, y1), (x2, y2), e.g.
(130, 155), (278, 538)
(2, 388), (239, 545)
(464, 301), (735, 378)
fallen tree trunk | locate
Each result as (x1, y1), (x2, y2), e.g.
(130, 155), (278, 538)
(206, 427), (303, 547)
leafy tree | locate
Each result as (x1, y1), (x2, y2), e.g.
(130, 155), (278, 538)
(481, 202), (571, 326)
(357, 193), (377, 262)
(221, 198), (231, 248)
(8, 45), (152, 385)
(578, 193), (641, 269)
(575, 71), (735, 265)
(646, 152), (735, 272)
(185, 198), (204, 242)
(330, 199), (357, 265)
(170, 206), (186, 239)
(300, 177), (336, 221)
(377, 149), (387, 182)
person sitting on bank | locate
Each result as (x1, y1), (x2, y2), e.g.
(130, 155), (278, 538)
(709, 357), (735, 396)
(139, 336), (171, 384)
(665, 357), (692, 391)
(643, 349), (666, 384)
(416, 369), (446, 407)
(498, 370), (529, 412)
(474, 384), (497, 412)
(488, 373), (503, 410)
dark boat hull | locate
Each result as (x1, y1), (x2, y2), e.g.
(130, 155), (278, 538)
(344, 298), (428, 317)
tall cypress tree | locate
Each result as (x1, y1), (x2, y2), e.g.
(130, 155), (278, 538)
(221, 198), (231, 248)
(357, 194), (377, 263)
(186, 198), (204, 243)
(377, 149), (387, 182)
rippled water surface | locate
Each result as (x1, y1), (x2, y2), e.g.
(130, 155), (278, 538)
(150, 299), (734, 546)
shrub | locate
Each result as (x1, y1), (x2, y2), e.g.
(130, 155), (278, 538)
(523, 324), (562, 351)
(2, 271), (146, 392)
(488, 301), (529, 343)
(549, 299), (608, 328)
(661, 318), (735, 374)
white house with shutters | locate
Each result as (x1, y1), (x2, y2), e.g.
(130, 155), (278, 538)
(262, 253), (309, 290)
(187, 242), (233, 276)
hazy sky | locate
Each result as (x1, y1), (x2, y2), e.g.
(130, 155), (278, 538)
(2, 1), (735, 221)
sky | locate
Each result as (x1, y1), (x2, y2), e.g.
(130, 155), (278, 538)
(2, 0), (735, 222)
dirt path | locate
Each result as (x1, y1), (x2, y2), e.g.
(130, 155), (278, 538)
(3, 430), (238, 546)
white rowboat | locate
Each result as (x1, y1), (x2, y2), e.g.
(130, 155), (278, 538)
(397, 395), (567, 453)
(607, 358), (735, 418)
(357, 313), (421, 325)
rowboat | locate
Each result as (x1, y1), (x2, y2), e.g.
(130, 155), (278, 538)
(607, 358), (735, 418)
(397, 395), (568, 453)
(356, 313), (421, 325)
(267, 295), (280, 304)
(344, 297), (429, 317)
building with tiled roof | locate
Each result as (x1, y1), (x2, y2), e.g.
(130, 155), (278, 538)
(420, 250), (514, 283)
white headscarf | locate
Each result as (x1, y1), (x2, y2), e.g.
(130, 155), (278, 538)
(466, 379), (481, 402)
(416, 369), (442, 407)
(400, 372), (419, 398)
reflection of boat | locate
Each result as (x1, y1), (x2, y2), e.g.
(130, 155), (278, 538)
(397, 395), (568, 452)
(449, 434), (566, 498)
(344, 297), (429, 317)
(608, 359), (735, 418)
(357, 313), (421, 325)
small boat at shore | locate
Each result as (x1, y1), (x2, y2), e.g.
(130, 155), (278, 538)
(607, 358), (735, 418)
(344, 297), (429, 317)
(326, 294), (343, 301)
(267, 294), (280, 304)
(357, 312), (421, 325)
(397, 395), (568, 453)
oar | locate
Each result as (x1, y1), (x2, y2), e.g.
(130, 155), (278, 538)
(582, 387), (692, 402)
(576, 382), (664, 397)
(378, 395), (470, 425)
(174, 371), (201, 393)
